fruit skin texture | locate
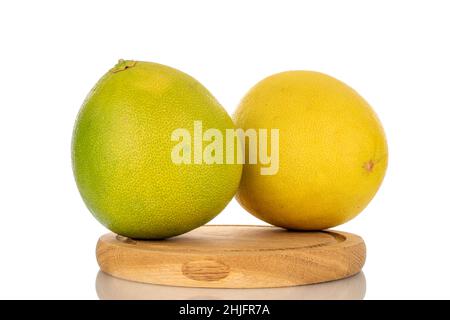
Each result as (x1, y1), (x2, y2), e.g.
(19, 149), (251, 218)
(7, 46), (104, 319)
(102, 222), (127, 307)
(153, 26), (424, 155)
(234, 71), (388, 230)
(72, 60), (242, 239)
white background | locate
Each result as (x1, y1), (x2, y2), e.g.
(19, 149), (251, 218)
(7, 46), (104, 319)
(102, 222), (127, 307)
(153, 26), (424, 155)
(0, 0), (449, 299)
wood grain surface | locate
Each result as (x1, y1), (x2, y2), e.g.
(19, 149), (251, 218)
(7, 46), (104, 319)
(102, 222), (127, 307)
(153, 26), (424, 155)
(96, 225), (365, 288)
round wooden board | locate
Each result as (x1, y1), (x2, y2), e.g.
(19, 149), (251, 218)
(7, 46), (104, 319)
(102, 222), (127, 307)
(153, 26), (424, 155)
(96, 225), (365, 288)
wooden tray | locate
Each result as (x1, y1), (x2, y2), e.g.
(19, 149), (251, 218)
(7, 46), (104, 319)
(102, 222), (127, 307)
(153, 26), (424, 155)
(96, 225), (365, 288)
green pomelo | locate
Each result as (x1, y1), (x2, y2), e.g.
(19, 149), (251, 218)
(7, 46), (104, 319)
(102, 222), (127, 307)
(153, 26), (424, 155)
(72, 60), (242, 239)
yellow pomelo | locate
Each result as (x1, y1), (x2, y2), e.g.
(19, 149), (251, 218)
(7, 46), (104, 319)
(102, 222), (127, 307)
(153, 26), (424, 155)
(234, 71), (388, 230)
(72, 60), (242, 239)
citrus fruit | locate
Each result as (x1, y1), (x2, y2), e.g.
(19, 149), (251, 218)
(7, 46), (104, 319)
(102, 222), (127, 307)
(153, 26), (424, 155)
(233, 71), (388, 230)
(72, 60), (242, 239)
